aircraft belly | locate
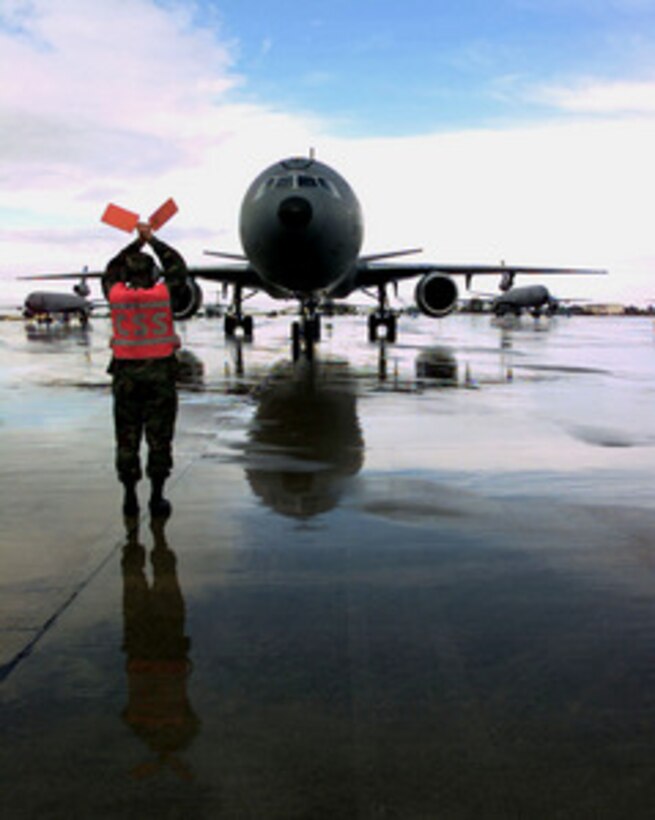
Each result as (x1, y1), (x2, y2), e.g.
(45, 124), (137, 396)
(250, 233), (355, 294)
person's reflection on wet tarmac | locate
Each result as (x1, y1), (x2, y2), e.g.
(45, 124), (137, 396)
(245, 358), (364, 519)
(120, 515), (200, 781)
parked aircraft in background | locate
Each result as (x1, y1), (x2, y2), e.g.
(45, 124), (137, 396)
(18, 156), (605, 357)
(481, 272), (587, 318)
(492, 283), (558, 318)
(20, 270), (97, 325)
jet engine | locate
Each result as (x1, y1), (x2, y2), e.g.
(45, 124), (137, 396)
(169, 278), (203, 320)
(414, 273), (459, 318)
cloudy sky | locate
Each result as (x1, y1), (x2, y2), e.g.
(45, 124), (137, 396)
(2, 0), (655, 305)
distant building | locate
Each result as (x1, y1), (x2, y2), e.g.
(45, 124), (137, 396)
(583, 304), (625, 316)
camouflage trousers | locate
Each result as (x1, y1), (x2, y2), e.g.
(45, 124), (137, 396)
(110, 356), (178, 484)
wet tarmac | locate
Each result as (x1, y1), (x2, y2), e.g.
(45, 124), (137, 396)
(2, 312), (655, 818)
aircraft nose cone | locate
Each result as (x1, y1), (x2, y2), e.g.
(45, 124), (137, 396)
(278, 196), (312, 229)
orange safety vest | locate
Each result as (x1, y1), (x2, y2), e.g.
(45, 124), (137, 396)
(109, 282), (180, 359)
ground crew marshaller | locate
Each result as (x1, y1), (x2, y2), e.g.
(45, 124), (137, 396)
(103, 223), (187, 517)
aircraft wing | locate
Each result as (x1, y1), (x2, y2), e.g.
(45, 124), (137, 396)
(354, 261), (607, 289)
(18, 264), (262, 288)
(18, 271), (104, 281)
(189, 263), (263, 289)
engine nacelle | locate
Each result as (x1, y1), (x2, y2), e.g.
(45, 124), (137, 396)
(169, 277), (203, 320)
(414, 273), (459, 318)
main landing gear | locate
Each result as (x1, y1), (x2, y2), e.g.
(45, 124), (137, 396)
(224, 312), (253, 339)
(367, 284), (397, 343)
(223, 284), (254, 340)
(291, 301), (321, 361)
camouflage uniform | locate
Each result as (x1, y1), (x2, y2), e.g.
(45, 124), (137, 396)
(103, 236), (187, 487)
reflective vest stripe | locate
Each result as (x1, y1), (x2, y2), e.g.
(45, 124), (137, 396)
(109, 282), (179, 359)
(110, 300), (171, 310)
(111, 335), (180, 347)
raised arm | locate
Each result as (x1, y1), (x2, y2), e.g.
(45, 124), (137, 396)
(102, 236), (145, 297)
(149, 235), (188, 291)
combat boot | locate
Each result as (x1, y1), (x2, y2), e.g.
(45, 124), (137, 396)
(149, 477), (172, 518)
(122, 481), (140, 517)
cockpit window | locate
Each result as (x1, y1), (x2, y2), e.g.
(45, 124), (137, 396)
(254, 173), (341, 199)
(318, 177), (340, 198)
(254, 177), (276, 200)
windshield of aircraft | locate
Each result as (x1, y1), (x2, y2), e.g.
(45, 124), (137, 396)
(254, 174), (341, 200)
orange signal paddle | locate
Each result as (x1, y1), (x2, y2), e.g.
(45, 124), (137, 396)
(101, 204), (140, 233)
(148, 198), (178, 231)
(101, 199), (178, 232)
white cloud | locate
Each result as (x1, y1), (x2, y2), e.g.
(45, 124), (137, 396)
(537, 79), (655, 114)
(0, 0), (323, 279)
(0, 0), (236, 181)
(1, 0), (655, 308)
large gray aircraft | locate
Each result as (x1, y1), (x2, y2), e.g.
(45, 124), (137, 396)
(21, 156), (605, 355)
(184, 156), (604, 354)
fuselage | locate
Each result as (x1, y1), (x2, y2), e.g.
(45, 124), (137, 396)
(493, 284), (551, 313)
(24, 291), (91, 317)
(239, 157), (364, 299)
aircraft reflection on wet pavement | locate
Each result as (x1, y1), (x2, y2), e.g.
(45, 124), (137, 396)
(175, 348), (206, 390)
(243, 359), (364, 518)
(219, 336), (514, 395)
(232, 345), (516, 518)
(24, 321), (92, 346)
(120, 515), (200, 781)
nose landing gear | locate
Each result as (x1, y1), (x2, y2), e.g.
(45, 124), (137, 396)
(292, 301), (321, 360)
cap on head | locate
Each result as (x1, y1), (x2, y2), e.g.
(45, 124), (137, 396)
(125, 251), (156, 287)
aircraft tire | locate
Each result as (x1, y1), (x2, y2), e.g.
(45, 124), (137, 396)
(368, 314), (378, 342)
(386, 316), (397, 343)
(224, 315), (236, 337)
(242, 315), (254, 338)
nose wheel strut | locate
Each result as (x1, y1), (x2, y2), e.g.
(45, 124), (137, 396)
(291, 301), (321, 360)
